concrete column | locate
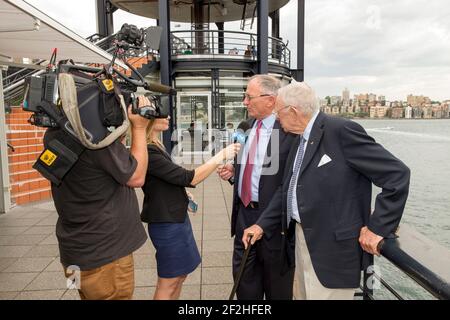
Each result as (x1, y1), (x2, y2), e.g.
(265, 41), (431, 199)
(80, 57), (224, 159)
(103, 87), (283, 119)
(0, 67), (11, 213)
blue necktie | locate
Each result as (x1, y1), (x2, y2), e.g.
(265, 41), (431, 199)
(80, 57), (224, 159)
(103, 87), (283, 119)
(287, 136), (306, 226)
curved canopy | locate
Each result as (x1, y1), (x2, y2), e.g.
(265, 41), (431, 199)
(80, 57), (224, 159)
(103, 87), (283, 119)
(111, 0), (290, 23)
(0, 0), (121, 65)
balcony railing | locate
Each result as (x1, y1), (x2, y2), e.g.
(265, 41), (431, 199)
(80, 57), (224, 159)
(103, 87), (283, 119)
(357, 224), (450, 300)
(170, 30), (291, 68)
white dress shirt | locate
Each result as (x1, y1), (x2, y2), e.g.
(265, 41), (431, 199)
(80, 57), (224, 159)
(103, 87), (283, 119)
(238, 114), (276, 202)
(291, 111), (319, 222)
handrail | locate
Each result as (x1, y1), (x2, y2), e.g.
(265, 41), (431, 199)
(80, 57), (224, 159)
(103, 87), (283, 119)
(379, 238), (450, 300)
(3, 59), (45, 83)
(3, 33), (119, 97)
(3, 30), (156, 106)
(170, 29), (291, 68)
(359, 224), (450, 300)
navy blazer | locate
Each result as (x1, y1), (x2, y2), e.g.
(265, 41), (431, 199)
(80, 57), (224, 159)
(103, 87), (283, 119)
(141, 144), (195, 224)
(231, 118), (295, 251)
(257, 112), (410, 288)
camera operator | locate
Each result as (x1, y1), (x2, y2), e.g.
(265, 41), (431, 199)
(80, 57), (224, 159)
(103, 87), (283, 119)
(45, 95), (151, 300)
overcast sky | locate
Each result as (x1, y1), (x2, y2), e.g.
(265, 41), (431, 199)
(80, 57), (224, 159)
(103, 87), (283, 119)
(26, 0), (450, 101)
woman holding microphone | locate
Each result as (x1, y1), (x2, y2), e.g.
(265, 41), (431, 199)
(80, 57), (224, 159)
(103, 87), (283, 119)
(141, 116), (240, 300)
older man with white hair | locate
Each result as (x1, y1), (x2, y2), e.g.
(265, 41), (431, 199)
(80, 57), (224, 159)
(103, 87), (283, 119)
(242, 81), (410, 300)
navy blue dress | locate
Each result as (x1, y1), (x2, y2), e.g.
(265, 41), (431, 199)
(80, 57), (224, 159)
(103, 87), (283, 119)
(148, 215), (201, 278)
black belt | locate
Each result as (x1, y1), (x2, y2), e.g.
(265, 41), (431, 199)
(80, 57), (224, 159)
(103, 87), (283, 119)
(242, 200), (259, 209)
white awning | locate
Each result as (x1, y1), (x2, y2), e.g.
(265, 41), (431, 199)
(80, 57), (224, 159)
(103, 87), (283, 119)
(0, 0), (122, 66)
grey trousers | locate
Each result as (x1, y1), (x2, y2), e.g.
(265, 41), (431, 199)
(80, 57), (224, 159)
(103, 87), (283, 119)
(293, 223), (356, 300)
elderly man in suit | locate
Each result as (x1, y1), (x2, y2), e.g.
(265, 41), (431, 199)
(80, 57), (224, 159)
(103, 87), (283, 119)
(218, 75), (295, 300)
(243, 81), (410, 300)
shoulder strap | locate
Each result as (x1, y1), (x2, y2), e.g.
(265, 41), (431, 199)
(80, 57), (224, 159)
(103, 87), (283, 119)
(58, 73), (130, 150)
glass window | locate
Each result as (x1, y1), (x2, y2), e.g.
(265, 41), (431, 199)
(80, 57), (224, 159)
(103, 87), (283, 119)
(220, 92), (247, 131)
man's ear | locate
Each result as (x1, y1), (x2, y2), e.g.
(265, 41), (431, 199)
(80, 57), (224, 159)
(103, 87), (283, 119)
(290, 106), (304, 123)
(289, 106), (298, 116)
(268, 96), (276, 107)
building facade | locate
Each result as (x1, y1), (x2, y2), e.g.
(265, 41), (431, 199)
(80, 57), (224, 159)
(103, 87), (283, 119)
(104, 0), (303, 154)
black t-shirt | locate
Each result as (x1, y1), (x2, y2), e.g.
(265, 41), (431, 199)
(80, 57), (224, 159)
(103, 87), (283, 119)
(45, 130), (147, 271)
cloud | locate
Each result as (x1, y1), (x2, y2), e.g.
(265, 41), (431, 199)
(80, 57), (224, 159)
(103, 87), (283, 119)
(25, 0), (450, 101)
(26, 0), (96, 37)
(278, 0), (450, 100)
(365, 5), (382, 31)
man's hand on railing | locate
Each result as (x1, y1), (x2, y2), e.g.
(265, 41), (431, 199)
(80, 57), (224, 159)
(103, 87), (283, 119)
(359, 226), (384, 256)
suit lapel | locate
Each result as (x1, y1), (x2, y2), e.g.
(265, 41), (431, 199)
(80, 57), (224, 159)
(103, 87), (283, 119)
(299, 112), (325, 177)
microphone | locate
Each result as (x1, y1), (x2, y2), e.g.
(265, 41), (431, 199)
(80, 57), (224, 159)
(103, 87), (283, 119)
(227, 121), (251, 185)
(234, 121), (252, 141)
(144, 82), (177, 95)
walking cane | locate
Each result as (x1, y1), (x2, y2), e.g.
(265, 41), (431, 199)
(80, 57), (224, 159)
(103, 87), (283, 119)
(229, 234), (253, 300)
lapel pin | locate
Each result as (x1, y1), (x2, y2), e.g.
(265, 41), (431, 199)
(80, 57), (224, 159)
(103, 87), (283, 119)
(310, 141), (314, 145)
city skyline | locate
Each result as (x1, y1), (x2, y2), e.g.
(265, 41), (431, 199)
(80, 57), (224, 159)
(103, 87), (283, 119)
(319, 89), (450, 120)
(320, 89), (449, 104)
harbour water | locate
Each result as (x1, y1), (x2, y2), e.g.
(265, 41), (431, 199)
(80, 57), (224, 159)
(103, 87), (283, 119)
(356, 119), (450, 299)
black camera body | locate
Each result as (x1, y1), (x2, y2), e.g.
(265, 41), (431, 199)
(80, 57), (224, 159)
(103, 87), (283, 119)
(23, 72), (59, 128)
(22, 23), (172, 186)
(22, 23), (170, 130)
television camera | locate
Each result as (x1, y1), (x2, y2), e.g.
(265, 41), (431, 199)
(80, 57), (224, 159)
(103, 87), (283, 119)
(23, 23), (172, 131)
(21, 23), (174, 185)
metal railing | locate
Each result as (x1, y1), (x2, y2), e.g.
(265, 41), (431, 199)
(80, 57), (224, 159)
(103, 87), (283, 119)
(86, 33), (116, 53)
(3, 33), (118, 106)
(2, 60), (46, 106)
(170, 30), (291, 67)
(2, 59), (45, 86)
(357, 225), (450, 300)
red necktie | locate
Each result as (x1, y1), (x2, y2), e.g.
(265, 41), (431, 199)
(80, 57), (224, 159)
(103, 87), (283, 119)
(241, 120), (262, 207)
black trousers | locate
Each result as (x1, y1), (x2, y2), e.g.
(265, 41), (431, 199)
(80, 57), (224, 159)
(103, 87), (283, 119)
(232, 203), (294, 300)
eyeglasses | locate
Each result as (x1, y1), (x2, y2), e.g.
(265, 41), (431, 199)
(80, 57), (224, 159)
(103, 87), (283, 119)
(272, 105), (291, 116)
(243, 93), (272, 101)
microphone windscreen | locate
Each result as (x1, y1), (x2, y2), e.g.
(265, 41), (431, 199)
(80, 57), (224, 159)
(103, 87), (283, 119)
(232, 131), (247, 145)
(236, 120), (251, 132)
(232, 121), (251, 145)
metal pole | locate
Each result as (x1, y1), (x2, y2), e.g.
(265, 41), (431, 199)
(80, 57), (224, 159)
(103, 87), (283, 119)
(269, 9), (280, 61)
(159, 0), (174, 153)
(270, 9), (280, 38)
(96, 0), (115, 37)
(0, 67), (12, 213)
(257, 0), (269, 74)
(297, 0), (305, 81)
(216, 22), (224, 54)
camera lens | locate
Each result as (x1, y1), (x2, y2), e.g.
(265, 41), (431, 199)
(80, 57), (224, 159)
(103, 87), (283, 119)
(118, 24), (145, 47)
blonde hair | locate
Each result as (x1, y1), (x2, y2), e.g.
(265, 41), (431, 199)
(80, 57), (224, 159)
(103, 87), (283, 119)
(146, 119), (165, 150)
